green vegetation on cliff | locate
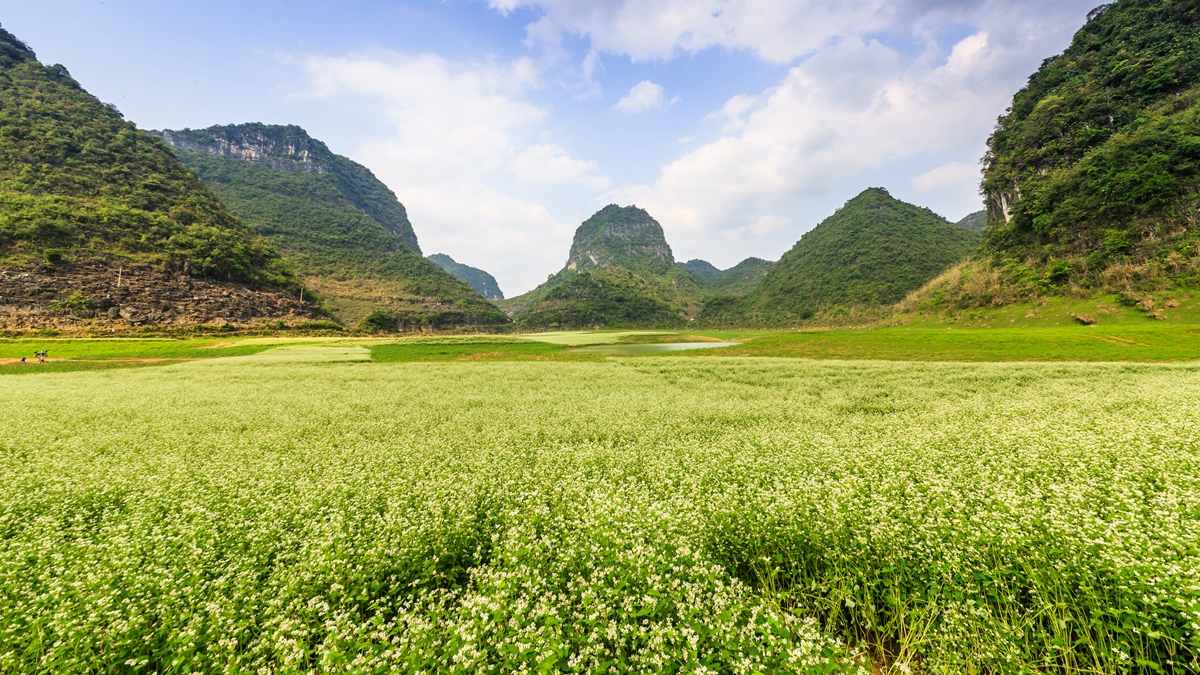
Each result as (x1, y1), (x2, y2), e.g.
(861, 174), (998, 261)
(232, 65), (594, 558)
(906, 0), (1200, 318)
(155, 124), (506, 328)
(428, 253), (503, 300)
(507, 205), (709, 328)
(708, 257), (773, 296)
(956, 210), (987, 234)
(981, 0), (1200, 287)
(701, 188), (981, 326)
(680, 257), (773, 296)
(564, 204), (675, 278)
(516, 267), (688, 329)
(0, 26), (294, 288)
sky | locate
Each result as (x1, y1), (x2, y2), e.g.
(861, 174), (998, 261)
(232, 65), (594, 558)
(4, 0), (1100, 296)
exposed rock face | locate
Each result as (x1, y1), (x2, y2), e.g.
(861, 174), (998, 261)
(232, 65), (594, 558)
(156, 125), (329, 174)
(153, 124), (421, 253)
(565, 205), (674, 276)
(0, 259), (327, 333)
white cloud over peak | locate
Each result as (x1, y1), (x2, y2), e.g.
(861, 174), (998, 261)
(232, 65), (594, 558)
(296, 51), (578, 294)
(912, 162), (980, 193)
(511, 144), (611, 188)
(615, 80), (671, 112)
(613, 5), (1091, 259)
(290, 0), (1097, 286)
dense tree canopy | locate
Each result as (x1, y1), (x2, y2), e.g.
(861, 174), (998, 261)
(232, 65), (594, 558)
(983, 0), (1200, 265)
(0, 26), (295, 287)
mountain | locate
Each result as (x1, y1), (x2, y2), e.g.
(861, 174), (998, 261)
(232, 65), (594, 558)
(429, 253), (503, 300)
(565, 204), (675, 278)
(679, 257), (773, 296)
(504, 205), (708, 328)
(516, 267), (687, 330)
(0, 26), (324, 332)
(909, 0), (1200, 313)
(680, 259), (723, 283)
(153, 123), (507, 329)
(955, 211), (987, 234)
(699, 188), (981, 326)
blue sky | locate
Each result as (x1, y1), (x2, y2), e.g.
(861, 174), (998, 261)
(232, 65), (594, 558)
(4, 0), (1098, 295)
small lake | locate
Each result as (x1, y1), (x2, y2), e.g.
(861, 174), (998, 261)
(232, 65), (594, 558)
(572, 342), (739, 356)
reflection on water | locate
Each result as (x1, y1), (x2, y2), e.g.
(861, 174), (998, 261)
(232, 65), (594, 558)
(572, 342), (739, 355)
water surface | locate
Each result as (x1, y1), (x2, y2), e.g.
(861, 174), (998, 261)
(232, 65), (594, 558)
(572, 342), (738, 356)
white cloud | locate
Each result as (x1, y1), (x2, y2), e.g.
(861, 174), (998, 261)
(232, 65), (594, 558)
(511, 144), (611, 188)
(287, 0), (1098, 285)
(615, 80), (671, 112)
(611, 2), (1093, 259)
(912, 161), (980, 192)
(488, 0), (964, 63)
(296, 51), (576, 294)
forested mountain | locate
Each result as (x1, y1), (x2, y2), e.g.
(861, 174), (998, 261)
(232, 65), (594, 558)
(680, 257), (773, 295)
(428, 253), (504, 300)
(155, 124), (507, 328)
(505, 205), (709, 328)
(956, 211), (987, 234)
(700, 188), (981, 325)
(909, 0), (1200, 312)
(0, 25), (324, 331)
(680, 259), (722, 282)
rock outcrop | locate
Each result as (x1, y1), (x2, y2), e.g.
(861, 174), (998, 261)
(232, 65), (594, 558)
(0, 258), (326, 333)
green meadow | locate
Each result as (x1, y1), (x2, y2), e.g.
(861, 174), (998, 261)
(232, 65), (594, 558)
(1, 325), (1198, 673)
(5, 314), (1200, 374)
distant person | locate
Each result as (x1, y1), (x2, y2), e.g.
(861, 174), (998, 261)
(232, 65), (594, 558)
(36, 351), (45, 364)
(20, 357), (26, 364)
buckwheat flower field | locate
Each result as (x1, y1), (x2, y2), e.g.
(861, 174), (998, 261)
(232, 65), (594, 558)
(1, 347), (1197, 673)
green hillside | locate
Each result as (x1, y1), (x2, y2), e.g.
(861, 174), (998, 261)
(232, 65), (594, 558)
(506, 205), (710, 328)
(517, 267), (688, 329)
(564, 204), (675, 278)
(700, 188), (981, 326)
(955, 210), (987, 234)
(710, 257), (773, 296)
(155, 124), (507, 328)
(980, 0), (1200, 288)
(0, 27), (293, 288)
(908, 0), (1200, 316)
(679, 257), (773, 296)
(428, 253), (503, 300)
(680, 259), (722, 282)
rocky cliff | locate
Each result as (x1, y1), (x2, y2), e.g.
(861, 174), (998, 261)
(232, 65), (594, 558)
(565, 205), (674, 277)
(0, 258), (325, 334)
(155, 124), (421, 252)
(155, 123), (508, 329)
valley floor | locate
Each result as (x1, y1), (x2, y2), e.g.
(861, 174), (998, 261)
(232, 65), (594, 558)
(0, 333), (1196, 673)
(4, 311), (1200, 374)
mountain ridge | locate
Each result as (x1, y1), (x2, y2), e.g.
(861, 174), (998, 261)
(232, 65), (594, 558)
(154, 123), (508, 329)
(429, 253), (504, 300)
(0, 25), (325, 331)
(505, 205), (710, 328)
(699, 188), (981, 326)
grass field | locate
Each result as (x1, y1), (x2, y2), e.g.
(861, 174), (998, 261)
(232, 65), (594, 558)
(0, 346), (1196, 673)
(5, 319), (1200, 376)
